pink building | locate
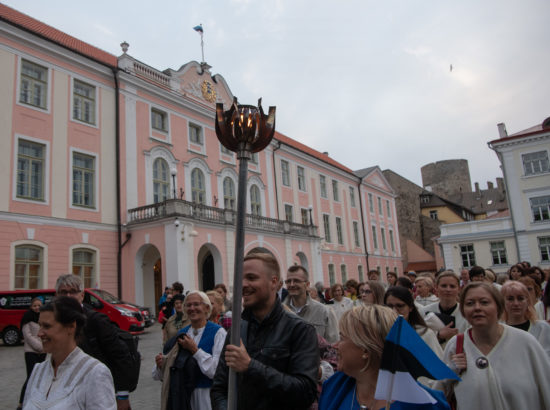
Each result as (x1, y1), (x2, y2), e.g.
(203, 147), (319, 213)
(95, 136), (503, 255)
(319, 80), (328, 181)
(0, 4), (402, 311)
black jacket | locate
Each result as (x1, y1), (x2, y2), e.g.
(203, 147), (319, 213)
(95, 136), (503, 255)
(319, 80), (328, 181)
(210, 298), (319, 410)
(80, 305), (134, 392)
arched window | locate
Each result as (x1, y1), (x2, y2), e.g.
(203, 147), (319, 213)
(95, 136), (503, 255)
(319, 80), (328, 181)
(191, 168), (206, 204)
(223, 177), (235, 210)
(14, 245), (43, 289)
(153, 158), (169, 203)
(250, 185), (261, 216)
(72, 248), (96, 288)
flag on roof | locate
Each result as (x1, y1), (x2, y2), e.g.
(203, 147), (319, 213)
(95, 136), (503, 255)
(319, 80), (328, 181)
(193, 24), (203, 34)
(375, 316), (460, 405)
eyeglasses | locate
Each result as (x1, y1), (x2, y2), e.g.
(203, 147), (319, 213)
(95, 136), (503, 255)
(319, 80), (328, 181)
(386, 303), (407, 310)
(359, 289), (372, 294)
(57, 288), (81, 296)
(284, 279), (306, 285)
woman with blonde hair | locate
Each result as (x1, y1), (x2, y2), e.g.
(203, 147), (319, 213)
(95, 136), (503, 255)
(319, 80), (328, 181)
(414, 276), (439, 307)
(442, 282), (550, 409)
(501, 280), (550, 358)
(318, 305), (448, 409)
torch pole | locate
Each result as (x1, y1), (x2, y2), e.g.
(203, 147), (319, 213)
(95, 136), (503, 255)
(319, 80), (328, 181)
(227, 149), (250, 410)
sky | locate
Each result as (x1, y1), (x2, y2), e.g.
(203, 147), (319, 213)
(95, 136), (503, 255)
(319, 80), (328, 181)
(5, 0), (550, 187)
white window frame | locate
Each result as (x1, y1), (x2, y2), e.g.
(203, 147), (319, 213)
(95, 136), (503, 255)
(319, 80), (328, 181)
(430, 210), (438, 220)
(381, 227), (387, 251)
(70, 148), (98, 211)
(246, 176), (265, 217)
(341, 264), (347, 283)
(191, 168), (207, 204)
(250, 184), (262, 216)
(332, 180), (339, 201)
(151, 107), (169, 133)
(378, 196), (383, 214)
(301, 208), (309, 225)
(358, 265), (364, 282)
(328, 264), (335, 286)
(284, 204), (294, 222)
(281, 160), (290, 186)
(153, 157), (170, 203)
(71, 78), (97, 126)
(490, 241), (507, 266)
(368, 193), (374, 213)
(386, 199), (391, 218)
(460, 244), (476, 268)
(353, 221), (360, 247)
(223, 176), (236, 210)
(189, 122), (203, 145)
(371, 225), (378, 249)
(522, 150), (549, 176)
(349, 186), (356, 207)
(336, 217), (344, 245)
(297, 166), (306, 191)
(70, 245), (99, 289)
(12, 241), (46, 290)
(323, 214), (331, 243)
(389, 229), (395, 252)
(530, 195), (550, 222)
(144, 146), (178, 205)
(539, 236), (550, 262)
(320, 175), (327, 198)
(17, 57), (50, 112)
(13, 135), (50, 205)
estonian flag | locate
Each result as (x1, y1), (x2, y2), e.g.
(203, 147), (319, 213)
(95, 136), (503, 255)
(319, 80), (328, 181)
(193, 24), (203, 34)
(375, 316), (460, 405)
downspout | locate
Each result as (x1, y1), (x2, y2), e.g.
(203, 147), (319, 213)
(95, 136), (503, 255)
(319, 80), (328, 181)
(112, 67), (123, 299)
(272, 141), (282, 218)
(357, 176), (370, 273)
(489, 143), (521, 262)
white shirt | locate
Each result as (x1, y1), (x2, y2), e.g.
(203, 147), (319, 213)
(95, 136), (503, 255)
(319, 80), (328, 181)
(23, 347), (116, 410)
(329, 297), (354, 322)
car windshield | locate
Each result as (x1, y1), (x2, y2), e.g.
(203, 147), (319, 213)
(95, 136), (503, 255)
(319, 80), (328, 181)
(92, 289), (121, 304)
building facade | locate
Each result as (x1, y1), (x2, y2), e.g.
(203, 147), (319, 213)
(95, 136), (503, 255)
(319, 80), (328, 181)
(0, 4), (402, 310)
(489, 118), (550, 267)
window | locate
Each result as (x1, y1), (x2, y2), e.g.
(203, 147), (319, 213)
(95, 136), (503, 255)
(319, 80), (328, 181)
(250, 185), (261, 215)
(389, 230), (395, 252)
(460, 244), (476, 268)
(420, 195), (430, 204)
(301, 208), (309, 225)
(297, 166), (306, 191)
(73, 80), (95, 124)
(378, 197), (382, 214)
(368, 193), (374, 212)
(153, 158), (169, 203)
(371, 226), (378, 249)
(523, 151), (549, 176)
(191, 168), (206, 204)
(332, 180), (339, 201)
(336, 217), (343, 245)
(358, 265), (364, 282)
(223, 177), (235, 210)
(323, 214), (331, 243)
(17, 139), (45, 201)
(530, 196), (550, 222)
(250, 153), (259, 164)
(341, 265), (347, 283)
(14, 245), (43, 289)
(328, 264), (335, 286)
(349, 187), (356, 207)
(281, 160), (290, 186)
(377, 266), (381, 273)
(490, 242), (507, 265)
(151, 108), (168, 132)
(72, 249), (95, 288)
(72, 152), (95, 207)
(381, 228), (387, 250)
(20, 59), (47, 109)
(285, 204), (293, 222)
(320, 175), (327, 198)
(430, 210), (438, 220)
(189, 123), (202, 144)
(386, 200), (391, 218)
(221, 145), (232, 155)
(353, 221), (360, 247)
(539, 237), (550, 262)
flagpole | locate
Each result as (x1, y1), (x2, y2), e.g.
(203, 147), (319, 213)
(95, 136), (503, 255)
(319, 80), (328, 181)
(385, 316), (404, 410)
(200, 30), (205, 63)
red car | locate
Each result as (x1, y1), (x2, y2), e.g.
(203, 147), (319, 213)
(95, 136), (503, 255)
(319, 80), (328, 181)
(0, 288), (145, 346)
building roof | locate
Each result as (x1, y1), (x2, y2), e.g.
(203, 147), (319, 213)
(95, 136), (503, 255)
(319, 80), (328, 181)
(354, 166), (377, 179)
(489, 116), (550, 145)
(420, 191), (475, 220)
(0, 3), (118, 68)
(275, 131), (355, 175)
(447, 187), (508, 214)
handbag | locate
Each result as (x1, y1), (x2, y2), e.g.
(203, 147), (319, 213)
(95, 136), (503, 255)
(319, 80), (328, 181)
(446, 333), (464, 410)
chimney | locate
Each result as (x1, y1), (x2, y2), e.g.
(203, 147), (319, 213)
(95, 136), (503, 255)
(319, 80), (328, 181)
(475, 182), (480, 193)
(322, 152), (329, 156)
(497, 123), (508, 139)
(497, 177), (504, 192)
(487, 181), (494, 190)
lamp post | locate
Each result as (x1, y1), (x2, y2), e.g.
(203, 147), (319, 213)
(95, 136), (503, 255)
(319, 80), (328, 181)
(308, 204), (313, 226)
(170, 167), (177, 199)
(215, 97), (275, 410)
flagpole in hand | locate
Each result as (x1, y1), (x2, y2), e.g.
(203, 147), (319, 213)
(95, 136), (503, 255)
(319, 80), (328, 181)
(385, 316), (403, 410)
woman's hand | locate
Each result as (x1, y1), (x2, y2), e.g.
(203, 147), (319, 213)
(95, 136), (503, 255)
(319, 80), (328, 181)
(178, 334), (199, 354)
(451, 352), (467, 374)
(438, 322), (459, 341)
(155, 353), (164, 368)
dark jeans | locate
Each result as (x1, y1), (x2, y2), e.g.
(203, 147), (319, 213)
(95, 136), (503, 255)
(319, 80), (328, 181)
(19, 352), (47, 404)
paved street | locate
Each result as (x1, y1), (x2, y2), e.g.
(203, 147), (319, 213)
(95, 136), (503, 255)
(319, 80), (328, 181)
(0, 323), (165, 409)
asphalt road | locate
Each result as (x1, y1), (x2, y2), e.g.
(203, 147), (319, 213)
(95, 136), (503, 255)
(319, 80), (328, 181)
(0, 323), (165, 409)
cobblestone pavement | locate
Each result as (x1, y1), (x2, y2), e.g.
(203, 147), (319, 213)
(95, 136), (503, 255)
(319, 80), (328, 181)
(0, 323), (165, 410)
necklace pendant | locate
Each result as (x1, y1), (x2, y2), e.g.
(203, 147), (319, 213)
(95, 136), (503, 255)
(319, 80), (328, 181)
(475, 356), (489, 369)
(193, 328), (199, 336)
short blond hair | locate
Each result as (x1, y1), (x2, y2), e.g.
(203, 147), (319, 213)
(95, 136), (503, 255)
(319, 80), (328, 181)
(206, 290), (224, 311)
(185, 290), (212, 316)
(501, 281), (537, 322)
(244, 252), (281, 280)
(435, 271), (460, 286)
(415, 276), (434, 290)
(339, 305), (397, 371)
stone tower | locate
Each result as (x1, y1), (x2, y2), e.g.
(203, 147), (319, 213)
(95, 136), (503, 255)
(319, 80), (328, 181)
(421, 159), (472, 200)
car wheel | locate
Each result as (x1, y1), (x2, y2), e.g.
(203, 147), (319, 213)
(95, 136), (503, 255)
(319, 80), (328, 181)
(2, 327), (21, 346)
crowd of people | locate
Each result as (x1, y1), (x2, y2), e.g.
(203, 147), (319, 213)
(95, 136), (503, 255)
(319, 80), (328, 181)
(16, 259), (550, 409)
